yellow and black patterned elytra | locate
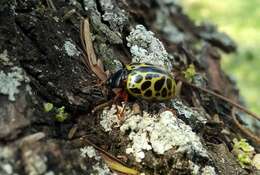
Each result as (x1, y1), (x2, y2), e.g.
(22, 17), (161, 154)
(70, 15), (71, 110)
(107, 63), (177, 101)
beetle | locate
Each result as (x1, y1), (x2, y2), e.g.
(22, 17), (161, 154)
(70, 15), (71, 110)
(106, 63), (177, 101)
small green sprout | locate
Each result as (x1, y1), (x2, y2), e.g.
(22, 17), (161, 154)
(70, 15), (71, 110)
(233, 138), (255, 168)
(237, 154), (252, 167)
(183, 64), (196, 82)
(43, 102), (54, 112)
(54, 106), (68, 122)
(43, 103), (68, 122)
(233, 138), (254, 152)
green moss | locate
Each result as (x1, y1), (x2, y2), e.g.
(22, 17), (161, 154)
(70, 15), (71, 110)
(237, 154), (252, 168)
(43, 103), (54, 112)
(233, 138), (255, 168)
(54, 106), (68, 122)
(43, 103), (68, 122)
(183, 64), (196, 82)
(233, 138), (254, 153)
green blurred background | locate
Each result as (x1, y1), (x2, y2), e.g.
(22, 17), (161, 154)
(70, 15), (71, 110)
(182, 0), (260, 114)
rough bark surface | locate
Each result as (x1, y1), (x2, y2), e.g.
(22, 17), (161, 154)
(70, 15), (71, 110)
(0, 0), (258, 175)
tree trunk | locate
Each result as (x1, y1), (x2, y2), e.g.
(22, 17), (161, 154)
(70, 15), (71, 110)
(0, 0), (258, 174)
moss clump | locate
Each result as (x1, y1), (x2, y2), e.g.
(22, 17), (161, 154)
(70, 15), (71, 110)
(232, 138), (255, 168)
(43, 103), (54, 112)
(43, 103), (69, 122)
(183, 64), (196, 82)
(55, 106), (68, 122)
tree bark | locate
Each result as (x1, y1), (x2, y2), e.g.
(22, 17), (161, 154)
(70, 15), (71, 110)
(0, 0), (258, 174)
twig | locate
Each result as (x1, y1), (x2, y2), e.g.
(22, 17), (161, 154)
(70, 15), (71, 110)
(92, 99), (113, 113)
(80, 18), (107, 81)
(78, 136), (139, 174)
(231, 108), (260, 145)
(79, 136), (127, 166)
(68, 124), (78, 139)
(179, 79), (260, 121)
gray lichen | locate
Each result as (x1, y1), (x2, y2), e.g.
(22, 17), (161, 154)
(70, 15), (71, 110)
(0, 147), (15, 160)
(171, 98), (208, 124)
(189, 161), (200, 174)
(100, 0), (128, 32)
(126, 25), (172, 70)
(64, 40), (81, 57)
(252, 154), (260, 170)
(99, 105), (120, 132)
(201, 166), (217, 175)
(122, 110), (208, 162)
(80, 146), (98, 160)
(0, 146), (15, 175)
(100, 107), (208, 163)
(1, 163), (13, 174)
(80, 146), (113, 175)
(190, 163), (217, 175)
(91, 163), (112, 175)
(0, 50), (13, 65)
(83, 0), (122, 44)
(45, 171), (55, 175)
(24, 150), (47, 175)
(0, 67), (27, 101)
(94, 43), (122, 71)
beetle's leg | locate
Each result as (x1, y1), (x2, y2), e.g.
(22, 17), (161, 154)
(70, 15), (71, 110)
(114, 90), (129, 121)
(117, 102), (128, 121)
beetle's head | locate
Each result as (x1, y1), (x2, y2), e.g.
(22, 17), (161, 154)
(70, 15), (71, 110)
(106, 69), (128, 89)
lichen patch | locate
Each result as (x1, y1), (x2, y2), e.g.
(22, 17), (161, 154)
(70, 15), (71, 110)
(0, 50), (12, 65)
(80, 146), (113, 175)
(80, 146), (99, 160)
(126, 25), (172, 71)
(0, 67), (27, 101)
(64, 40), (81, 57)
(100, 105), (121, 132)
(121, 111), (208, 162)
(101, 106), (208, 163)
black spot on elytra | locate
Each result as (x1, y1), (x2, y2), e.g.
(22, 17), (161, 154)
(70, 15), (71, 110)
(129, 88), (141, 94)
(144, 89), (152, 97)
(133, 75), (143, 83)
(161, 88), (167, 97)
(168, 92), (172, 97)
(154, 77), (165, 91)
(156, 92), (160, 96)
(130, 66), (134, 69)
(141, 81), (151, 91)
(145, 74), (160, 80)
(167, 78), (172, 90)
